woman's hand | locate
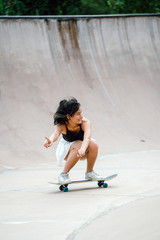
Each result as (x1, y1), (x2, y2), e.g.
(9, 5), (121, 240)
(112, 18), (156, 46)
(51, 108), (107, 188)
(77, 148), (86, 158)
(44, 137), (53, 148)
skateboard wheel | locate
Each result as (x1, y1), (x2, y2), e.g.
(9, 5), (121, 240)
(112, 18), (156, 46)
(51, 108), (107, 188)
(98, 181), (103, 187)
(103, 183), (108, 188)
(59, 185), (64, 191)
(63, 187), (68, 192)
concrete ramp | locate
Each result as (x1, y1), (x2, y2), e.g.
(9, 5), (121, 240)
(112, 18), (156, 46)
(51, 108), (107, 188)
(0, 15), (160, 168)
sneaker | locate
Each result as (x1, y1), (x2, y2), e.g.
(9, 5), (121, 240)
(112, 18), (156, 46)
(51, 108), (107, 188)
(58, 172), (71, 184)
(85, 170), (102, 180)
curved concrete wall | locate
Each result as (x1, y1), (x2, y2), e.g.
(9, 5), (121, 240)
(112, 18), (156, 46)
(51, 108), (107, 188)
(0, 16), (160, 167)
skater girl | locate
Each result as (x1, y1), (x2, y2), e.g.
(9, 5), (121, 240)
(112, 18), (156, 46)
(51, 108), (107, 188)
(44, 98), (101, 184)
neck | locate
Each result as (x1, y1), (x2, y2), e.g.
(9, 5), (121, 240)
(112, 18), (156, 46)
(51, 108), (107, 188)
(67, 120), (79, 128)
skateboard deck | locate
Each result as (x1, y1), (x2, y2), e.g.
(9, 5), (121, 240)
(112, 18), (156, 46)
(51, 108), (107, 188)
(49, 174), (118, 192)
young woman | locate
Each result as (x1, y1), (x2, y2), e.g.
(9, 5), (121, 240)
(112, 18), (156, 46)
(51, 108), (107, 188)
(44, 98), (101, 184)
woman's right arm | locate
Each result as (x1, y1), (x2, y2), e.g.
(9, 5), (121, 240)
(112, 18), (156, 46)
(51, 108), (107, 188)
(44, 124), (63, 148)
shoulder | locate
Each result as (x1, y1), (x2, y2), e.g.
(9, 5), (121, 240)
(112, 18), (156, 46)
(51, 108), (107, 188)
(81, 117), (91, 130)
(82, 117), (90, 124)
(56, 123), (67, 134)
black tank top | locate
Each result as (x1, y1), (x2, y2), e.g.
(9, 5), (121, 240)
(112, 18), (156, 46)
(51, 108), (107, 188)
(62, 124), (84, 142)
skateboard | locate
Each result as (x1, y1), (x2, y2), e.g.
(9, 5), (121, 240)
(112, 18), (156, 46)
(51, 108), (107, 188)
(49, 174), (118, 192)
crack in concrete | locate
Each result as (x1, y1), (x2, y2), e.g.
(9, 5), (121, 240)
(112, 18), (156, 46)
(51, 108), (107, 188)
(66, 193), (160, 240)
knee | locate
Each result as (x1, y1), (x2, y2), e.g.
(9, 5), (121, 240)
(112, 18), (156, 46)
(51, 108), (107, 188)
(70, 141), (82, 152)
(65, 141), (82, 160)
(88, 139), (98, 152)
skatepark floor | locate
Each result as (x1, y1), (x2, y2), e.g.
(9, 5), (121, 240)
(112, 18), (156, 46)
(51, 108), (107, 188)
(1, 151), (160, 240)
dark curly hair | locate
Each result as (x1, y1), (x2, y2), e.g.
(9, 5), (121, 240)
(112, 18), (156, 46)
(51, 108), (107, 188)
(54, 98), (81, 125)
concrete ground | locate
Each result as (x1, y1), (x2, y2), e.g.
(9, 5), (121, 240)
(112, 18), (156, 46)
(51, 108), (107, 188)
(0, 15), (160, 239)
(1, 152), (160, 240)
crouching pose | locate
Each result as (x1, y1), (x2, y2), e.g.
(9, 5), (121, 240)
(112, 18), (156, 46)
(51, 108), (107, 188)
(44, 98), (101, 184)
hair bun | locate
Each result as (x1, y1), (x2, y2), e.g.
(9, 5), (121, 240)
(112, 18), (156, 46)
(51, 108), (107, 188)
(60, 100), (67, 106)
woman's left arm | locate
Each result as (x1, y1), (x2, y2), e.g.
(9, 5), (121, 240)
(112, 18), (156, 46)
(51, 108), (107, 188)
(77, 119), (91, 158)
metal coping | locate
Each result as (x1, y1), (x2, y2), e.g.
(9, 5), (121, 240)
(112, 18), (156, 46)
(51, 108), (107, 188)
(0, 13), (160, 20)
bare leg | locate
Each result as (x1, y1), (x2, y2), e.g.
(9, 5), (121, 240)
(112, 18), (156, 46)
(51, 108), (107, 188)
(63, 139), (98, 173)
(63, 141), (82, 173)
(86, 139), (98, 172)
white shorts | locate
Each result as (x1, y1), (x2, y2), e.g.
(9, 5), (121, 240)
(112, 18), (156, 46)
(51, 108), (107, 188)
(56, 138), (78, 166)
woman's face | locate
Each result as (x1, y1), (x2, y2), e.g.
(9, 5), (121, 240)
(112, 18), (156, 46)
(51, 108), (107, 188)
(69, 107), (83, 124)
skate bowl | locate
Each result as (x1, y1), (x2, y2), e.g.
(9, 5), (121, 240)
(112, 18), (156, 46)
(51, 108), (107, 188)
(1, 14), (160, 168)
(0, 15), (160, 240)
